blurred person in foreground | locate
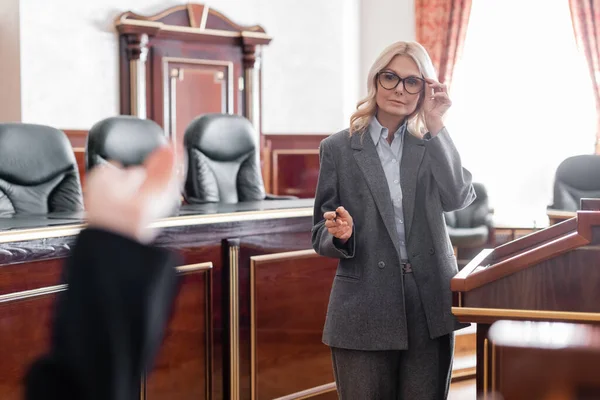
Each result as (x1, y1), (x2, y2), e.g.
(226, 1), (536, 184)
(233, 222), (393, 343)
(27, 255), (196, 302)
(24, 144), (183, 400)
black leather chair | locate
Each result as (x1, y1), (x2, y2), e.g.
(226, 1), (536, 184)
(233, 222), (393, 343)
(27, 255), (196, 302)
(183, 114), (296, 204)
(86, 116), (181, 216)
(548, 154), (600, 212)
(0, 123), (84, 216)
(444, 182), (494, 262)
(86, 116), (168, 170)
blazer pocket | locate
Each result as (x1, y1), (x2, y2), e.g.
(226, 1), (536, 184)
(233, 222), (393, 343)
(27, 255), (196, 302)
(334, 274), (360, 283)
(335, 261), (361, 280)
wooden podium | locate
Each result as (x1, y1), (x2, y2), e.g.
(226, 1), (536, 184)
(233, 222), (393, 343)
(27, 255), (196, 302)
(451, 198), (600, 396)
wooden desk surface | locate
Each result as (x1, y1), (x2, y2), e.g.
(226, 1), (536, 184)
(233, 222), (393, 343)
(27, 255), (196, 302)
(0, 199), (343, 400)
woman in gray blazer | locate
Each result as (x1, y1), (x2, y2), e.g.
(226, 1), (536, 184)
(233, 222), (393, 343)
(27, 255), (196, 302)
(312, 41), (476, 399)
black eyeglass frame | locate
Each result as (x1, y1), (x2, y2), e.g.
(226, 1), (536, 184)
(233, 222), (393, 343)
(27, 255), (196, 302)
(376, 71), (426, 94)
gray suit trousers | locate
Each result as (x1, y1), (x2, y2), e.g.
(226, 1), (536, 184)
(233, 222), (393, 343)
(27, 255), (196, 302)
(330, 274), (454, 399)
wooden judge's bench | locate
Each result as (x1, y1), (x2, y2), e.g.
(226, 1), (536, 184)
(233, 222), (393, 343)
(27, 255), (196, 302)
(452, 198), (600, 399)
(0, 199), (341, 400)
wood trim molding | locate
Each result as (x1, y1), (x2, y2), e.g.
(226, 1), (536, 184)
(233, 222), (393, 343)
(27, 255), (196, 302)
(115, 4), (272, 45)
(0, 207), (313, 244)
(272, 383), (337, 400)
(0, 284), (66, 303)
(229, 242), (241, 400)
(453, 306), (600, 323)
(0, 263), (211, 303)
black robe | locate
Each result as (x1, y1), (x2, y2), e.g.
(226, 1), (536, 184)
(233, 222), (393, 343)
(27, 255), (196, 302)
(24, 228), (179, 400)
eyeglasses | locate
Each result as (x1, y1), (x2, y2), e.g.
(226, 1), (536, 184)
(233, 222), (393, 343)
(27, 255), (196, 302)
(377, 71), (425, 94)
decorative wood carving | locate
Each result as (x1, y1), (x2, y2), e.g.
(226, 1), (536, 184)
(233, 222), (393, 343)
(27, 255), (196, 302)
(115, 4), (271, 158)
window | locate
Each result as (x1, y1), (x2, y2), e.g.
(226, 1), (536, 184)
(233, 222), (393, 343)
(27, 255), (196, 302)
(445, 0), (597, 227)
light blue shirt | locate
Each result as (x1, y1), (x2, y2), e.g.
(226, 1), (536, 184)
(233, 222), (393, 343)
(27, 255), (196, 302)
(369, 117), (409, 260)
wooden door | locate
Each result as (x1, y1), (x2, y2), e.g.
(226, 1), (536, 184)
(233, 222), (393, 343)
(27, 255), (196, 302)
(164, 59), (235, 149)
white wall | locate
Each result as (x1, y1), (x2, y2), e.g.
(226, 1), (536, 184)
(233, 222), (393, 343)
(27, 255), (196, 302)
(16, 0), (415, 132)
(358, 0), (415, 98)
(0, 0), (22, 122)
(18, 0), (250, 129)
(18, 0), (364, 134)
(260, 0), (360, 133)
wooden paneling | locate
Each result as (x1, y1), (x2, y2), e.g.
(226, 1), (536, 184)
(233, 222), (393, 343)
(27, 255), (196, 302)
(73, 147), (86, 188)
(0, 258), (63, 295)
(264, 134), (328, 198)
(234, 233), (316, 400)
(146, 261), (214, 400)
(250, 250), (337, 400)
(489, 320), (600, 400)
(0, 290), (59, 400)
(264, 134), (329, 151)
(464, 248), (600, 311)
(61, 130), (87, 188)
(62, 129), (88, 147)
(272, 150), (320, 198)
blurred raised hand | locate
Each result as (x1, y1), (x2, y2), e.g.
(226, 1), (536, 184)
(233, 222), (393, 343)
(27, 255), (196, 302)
(84, 144), (183, 243)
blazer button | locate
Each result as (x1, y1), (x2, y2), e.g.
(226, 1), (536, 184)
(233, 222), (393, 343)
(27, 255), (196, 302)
(378, 261), (385, 269)
(429, 247), (435, 255)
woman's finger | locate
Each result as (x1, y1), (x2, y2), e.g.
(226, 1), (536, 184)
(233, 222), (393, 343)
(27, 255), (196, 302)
(323, 211), (337, 220)
(325, 220), (337, 228)
(433, 92), (450, 100)
(327, 226), (341, 235)
(336, 206), (353, 222)
(333, 225), (351, 236)
(426, 79), (446, 90)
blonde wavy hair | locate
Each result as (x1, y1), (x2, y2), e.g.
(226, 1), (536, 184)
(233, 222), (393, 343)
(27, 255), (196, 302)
(349, 41), (437, 137)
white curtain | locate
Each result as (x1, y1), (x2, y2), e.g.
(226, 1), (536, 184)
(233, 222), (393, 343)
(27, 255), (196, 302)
(445, 0), (597, 227)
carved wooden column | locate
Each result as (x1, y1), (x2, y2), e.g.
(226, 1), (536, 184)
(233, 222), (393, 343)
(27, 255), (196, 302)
(242, 44), (260, 134)
(123, 33), (149, 118)
(242, 41), (271, 188)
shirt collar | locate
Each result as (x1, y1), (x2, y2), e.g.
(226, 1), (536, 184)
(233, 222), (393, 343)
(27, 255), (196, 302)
(368, 116), (407, 146)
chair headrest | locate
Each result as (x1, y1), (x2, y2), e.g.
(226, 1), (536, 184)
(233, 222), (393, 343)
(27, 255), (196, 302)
(184, 114), (256, 161)
(0, 123), (76, 184)
(555, 155), (600, 191)
(86, 116), (167, 169)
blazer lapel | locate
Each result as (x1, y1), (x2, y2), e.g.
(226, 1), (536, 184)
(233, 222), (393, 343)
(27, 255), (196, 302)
(400, 133), (426, 240)
(351, 133), (401, 255)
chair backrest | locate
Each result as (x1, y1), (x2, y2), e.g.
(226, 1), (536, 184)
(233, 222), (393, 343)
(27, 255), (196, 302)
(445, 182), (490, 228)
(550, 154), (600, 212)
(86, 116), (167, 170)
(183, 114), (266, 204)
(0, 123), (83, 215)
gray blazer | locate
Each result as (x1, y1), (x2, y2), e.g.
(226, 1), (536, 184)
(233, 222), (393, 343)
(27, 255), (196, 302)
(311, 127), (475, 351)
